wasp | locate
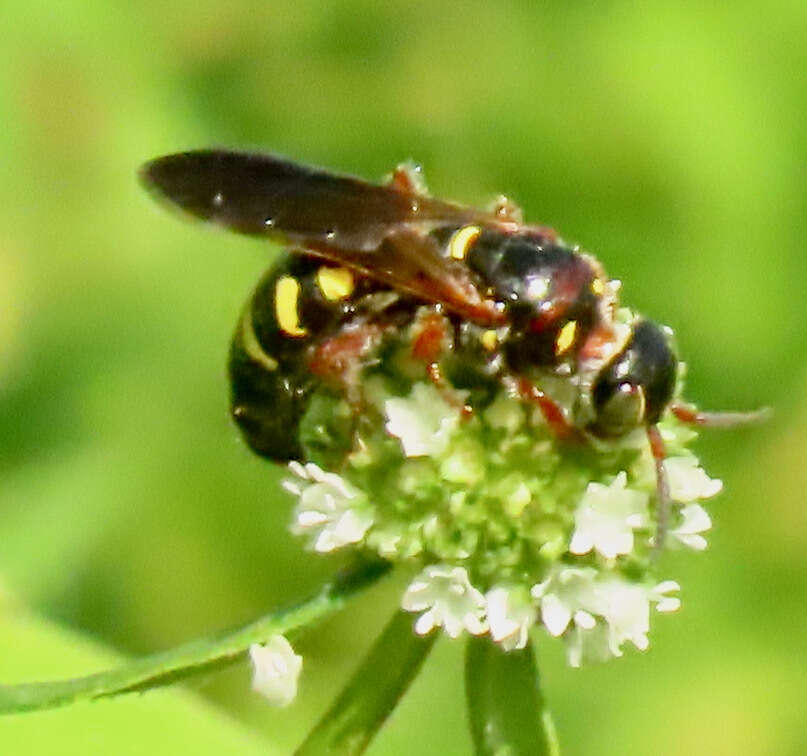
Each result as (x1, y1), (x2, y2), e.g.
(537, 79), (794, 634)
(140, 149), (766, 550)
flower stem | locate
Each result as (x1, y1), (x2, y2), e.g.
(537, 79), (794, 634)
(0, 557), (390, 715)
(465, 637), (560, 756)
(296, 610), (436, 755)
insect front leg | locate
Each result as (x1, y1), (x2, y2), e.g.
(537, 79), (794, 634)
(515, 377), (582, 443)
(646, 424), (671, 559)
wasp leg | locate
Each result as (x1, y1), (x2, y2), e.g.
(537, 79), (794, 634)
(388, 162), (428, 195)
(516, 378), (581, 442)
(670, 402), (771, 427)
(647, 424), (671, 559)
(489, 194), (524, 225)
(409, 310), (473, 417)
(309, 322), (384, 407)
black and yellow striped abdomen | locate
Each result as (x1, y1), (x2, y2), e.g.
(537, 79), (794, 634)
(229, 253), (374, 461)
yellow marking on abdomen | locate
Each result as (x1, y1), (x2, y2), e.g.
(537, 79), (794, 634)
(449, 224), (482, 260)
(240, 305), (278, 371)
(316, 266), (355, 301)
(275, 275), (308, 337)
(554, 320), (577, 356)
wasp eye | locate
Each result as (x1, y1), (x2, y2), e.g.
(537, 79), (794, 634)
(592, 381), (646, 437)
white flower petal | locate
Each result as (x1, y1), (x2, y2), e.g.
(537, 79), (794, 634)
(649, 581), (681, 614)
(664, 457), (722, 501)
(288, 463), (374, 552)
(249, 635), (302, 707)
(670, 504), (712, 551)
(569, 471), (648, 559)
(540, 592), (572, 636)
(402, 565), (487, 639)
(570, 472), (649, 559)
(414, 611), (437, 636)
(486, 586), (537, 650)
(573, 610), (596, 630)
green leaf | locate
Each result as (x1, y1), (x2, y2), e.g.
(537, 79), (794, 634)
(296, 609), (436, 755)
(0, 558), (389, 715)
(465, 637), (560, 756)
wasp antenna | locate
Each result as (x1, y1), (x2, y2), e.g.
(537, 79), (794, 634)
(671, 403), (772, 428)
(647, 424), (670, 560)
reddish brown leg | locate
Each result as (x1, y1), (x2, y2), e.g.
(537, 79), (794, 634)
(647, 424), (671, 559)
(410, 311), (473, 417)
(490, 195), (524, 225)
(517, 378), (580, 442)
(309, 323), (384, 414)
(671, 402), (771, 427)
(388, 163), (427, 195)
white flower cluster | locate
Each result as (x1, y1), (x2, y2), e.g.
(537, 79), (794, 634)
(281, 377), (724, 663)
(570, 463), (716, 559)
(400, 564), (680, 663)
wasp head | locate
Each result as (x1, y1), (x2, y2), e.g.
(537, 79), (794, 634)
(589, 319), (677, 437)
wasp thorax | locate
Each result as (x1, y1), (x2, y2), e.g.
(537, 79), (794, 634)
(464, 231), (600, 370)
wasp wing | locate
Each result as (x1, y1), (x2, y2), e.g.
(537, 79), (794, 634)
(140, 149), (503, 322)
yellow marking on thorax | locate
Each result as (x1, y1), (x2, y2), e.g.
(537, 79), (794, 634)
(591, 278), (606, 296)
(554, 320), (578, 356)
(481, 329), (498, 351)
(449, 224), (482, 260)
(316, 266), (355, 301)
(275, 275), (308, 337)
(240, 306), (278, 371)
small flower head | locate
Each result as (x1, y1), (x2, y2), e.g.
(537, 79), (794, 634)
(280, 307), (723, 662)
(384, 383), (462, 457)
(249, 635), (302, 707)
(534, 567), (681, 666)
(569, 472), (649, 559)
(286, 462), (374, 553)
(402, 565), (487, 638)
(665, 456), (722, 501)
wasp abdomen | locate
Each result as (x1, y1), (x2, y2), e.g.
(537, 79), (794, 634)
(229, 254), (367, 461)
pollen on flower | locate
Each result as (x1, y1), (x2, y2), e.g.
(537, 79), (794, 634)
(249, 635), (302, 707)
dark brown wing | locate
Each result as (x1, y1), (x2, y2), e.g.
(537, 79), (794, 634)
(140, 149), (504, 322)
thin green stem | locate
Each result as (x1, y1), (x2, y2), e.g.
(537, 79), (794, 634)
(296, 610), (436, 755)
(465, 637), (560, 756)
(0, 558), (390, 715)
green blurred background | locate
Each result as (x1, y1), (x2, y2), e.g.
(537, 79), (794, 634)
(1, 1), (806, 753)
